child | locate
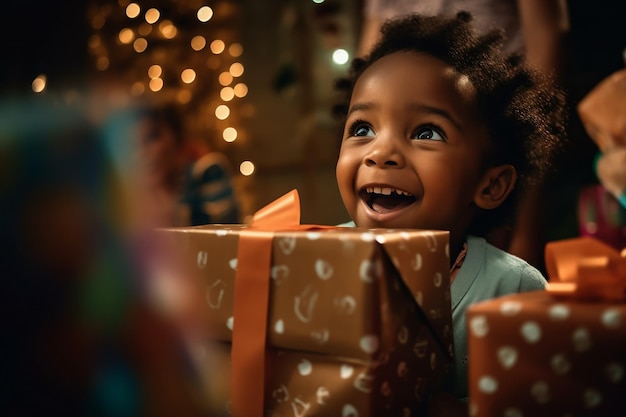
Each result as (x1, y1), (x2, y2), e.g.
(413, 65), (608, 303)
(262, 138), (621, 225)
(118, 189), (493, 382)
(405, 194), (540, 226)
(334, 11), (567, 409)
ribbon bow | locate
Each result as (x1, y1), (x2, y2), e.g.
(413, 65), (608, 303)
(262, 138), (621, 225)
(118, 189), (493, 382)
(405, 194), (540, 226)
(545, 236), (626, 301)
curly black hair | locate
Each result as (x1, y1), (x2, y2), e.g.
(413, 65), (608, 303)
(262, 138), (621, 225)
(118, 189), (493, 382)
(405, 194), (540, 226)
(334, 11), (568, 235)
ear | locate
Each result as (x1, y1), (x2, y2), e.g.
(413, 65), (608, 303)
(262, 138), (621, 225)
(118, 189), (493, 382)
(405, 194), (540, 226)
(473, 165), (517, 209)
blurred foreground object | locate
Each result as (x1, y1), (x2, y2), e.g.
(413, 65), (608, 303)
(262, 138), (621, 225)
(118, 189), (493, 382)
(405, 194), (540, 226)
(577, 67), (626, 211)
(578, 67), (626, 152)
(0, 97), (209, 417)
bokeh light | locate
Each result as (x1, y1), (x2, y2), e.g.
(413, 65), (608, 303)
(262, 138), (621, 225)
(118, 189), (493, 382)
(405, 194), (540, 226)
(223, 127), (237, 142)
(126, 3), (140, 18)
(191, 36), (206, 51)
(218, 72), (233, 86)
(181, 69), (196, 84)
(210, 39), (225, 54)
(145, 8), (160, 24)
(229, 62), (244, 77)
(148, 64), (162, 78)
(233, 83), (248, 98)
(239, 161), (255, 176)
(133, 38), (148, 53)
(197, 6), (214, 22)
(32, 75), (46, 93)
(149, 78), (163, 91)
(215, 105), (230, 120)
(119, 28), (134, 44)
(220, 86), (235, 101)
(332, 48), (350, 65)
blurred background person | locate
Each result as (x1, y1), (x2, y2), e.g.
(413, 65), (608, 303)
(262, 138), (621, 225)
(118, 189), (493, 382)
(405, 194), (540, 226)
(104, 102), (240, 233)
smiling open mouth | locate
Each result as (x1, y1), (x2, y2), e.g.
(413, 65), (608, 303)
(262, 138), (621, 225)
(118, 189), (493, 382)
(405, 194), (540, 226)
(360, 187), (417, 213)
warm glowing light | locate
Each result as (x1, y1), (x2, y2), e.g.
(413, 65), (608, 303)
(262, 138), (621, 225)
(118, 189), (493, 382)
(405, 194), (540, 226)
(32, 75), (46, 93)
(239, 161), (255, 176)
(133, 38), (148, 53)
(138, 23), (152, 35)
(148, 64), (162, 78)
(119, 28), (134, 44)
(131, 82), (145, 95)
(181, 69), (196, 84)
(233, 83), (248, 98)
(177, 90), (192, 104)
(145, 8), (160, 24)
(126, 3), (140, 18)
(206, 56), (220, 69)
(210, 39), (225, 54)
(88, 35), (101, 49)
(229, 62), (244, 77)
(191, 36), (206, 51)
(159, 20), (177, 39)
(218, 72), (233, 86)
(149, 78), (163, 91)
(332, 48), (350, 65)
(229, 43), (243, 57)
(215, 105), (230, 120)
(223, 127), (237, 142)
(220, 86), (235, 101)
(96, 56), (109, 71)
(197, 6), (213, 22)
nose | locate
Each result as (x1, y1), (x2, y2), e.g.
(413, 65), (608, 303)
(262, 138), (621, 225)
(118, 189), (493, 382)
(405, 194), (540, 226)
(363, 135), (405, 168)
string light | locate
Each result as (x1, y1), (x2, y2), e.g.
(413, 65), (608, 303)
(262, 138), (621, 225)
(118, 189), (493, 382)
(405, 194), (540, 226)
(218, 71), (233, 86)
(197, 6), (213, 22)
(233, 83), (248, 98)
(223, 127), (237, 142)
(220, 86), (235, 101)
(181, 68), (196, 84)
(91, 1), (251, 190)
(215, 104), (230, 120)
(148, 64), (162, 78)
(32, 75), (46, 93)
(229, 62), (244, 77)
(191, 35), (207, 51)
(210, 39), (225, 54)
(149, 78), (163, 92)
(332, 48), (349, 65)
(145, 8), (160, 24)
(239, 161), (255, 176)
(126, 3), (140, 18)
(119, 28), (134, 44)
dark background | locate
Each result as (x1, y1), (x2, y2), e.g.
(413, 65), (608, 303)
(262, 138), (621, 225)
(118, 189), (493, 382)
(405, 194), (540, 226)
(1, 1), (89, 95)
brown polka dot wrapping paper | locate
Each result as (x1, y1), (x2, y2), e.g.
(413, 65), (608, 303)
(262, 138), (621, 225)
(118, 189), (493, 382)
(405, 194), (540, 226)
(155, 193), (453, 417)
(467, 291), (626, 416)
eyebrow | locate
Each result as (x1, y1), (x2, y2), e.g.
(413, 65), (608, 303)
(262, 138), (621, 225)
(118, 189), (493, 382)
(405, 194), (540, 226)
(347, 101), (463, 131)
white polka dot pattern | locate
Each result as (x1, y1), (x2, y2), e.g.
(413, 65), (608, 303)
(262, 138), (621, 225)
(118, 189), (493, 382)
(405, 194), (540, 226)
(468, 290), (626, 416)
(156, 225), (452, 416)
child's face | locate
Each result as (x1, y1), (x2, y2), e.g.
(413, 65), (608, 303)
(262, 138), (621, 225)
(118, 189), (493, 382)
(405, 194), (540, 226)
(336, 51), (491, 236)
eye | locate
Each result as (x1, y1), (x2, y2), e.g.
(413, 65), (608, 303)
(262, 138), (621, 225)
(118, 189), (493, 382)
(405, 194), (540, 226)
(413, 125), (445, 141)
(348, 119), (375, 137)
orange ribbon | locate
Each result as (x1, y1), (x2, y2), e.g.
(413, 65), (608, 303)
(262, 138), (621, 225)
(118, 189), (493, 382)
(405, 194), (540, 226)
(231, 190), (336, 417)
(545, 236), (626, 301)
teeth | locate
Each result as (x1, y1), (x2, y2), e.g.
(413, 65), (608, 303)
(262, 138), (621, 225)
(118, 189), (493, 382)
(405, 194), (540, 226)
(365, 187), (413, 196)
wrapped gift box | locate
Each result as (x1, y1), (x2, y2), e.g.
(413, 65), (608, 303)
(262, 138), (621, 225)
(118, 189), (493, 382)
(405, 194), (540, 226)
(467, 290), (626, 416)
(157, 224), (453, 417)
